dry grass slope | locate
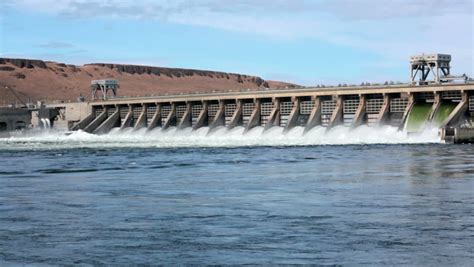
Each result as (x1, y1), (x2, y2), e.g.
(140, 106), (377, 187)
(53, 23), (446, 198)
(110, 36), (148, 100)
(0, 58), (300, 105)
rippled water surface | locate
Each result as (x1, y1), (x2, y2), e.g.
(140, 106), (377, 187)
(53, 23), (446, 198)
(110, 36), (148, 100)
(0, 129), (473, 265)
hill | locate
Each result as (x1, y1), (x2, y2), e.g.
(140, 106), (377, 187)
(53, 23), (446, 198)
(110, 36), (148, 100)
(0, 58), (300, 105)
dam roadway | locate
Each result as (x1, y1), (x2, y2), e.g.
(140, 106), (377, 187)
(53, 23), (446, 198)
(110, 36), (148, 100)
(45, 82), (474, 142)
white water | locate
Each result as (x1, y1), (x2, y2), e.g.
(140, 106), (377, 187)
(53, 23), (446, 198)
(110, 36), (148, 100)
(40, 118), (51, 129)
(0, 125), (441, 150)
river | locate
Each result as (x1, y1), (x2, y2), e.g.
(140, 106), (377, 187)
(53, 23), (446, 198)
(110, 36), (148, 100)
(0, 126), (472, 265)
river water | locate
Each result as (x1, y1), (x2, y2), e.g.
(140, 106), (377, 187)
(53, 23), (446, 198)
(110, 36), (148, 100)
(0, 126), (473, 265)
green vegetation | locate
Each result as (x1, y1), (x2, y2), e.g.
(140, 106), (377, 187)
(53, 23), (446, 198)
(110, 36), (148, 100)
(406, 103), (432, 132)
(432, 103), (457, 127)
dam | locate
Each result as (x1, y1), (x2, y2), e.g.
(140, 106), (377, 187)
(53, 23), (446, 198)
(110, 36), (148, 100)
(44, 82), (472, 139)
(5, 54), (474, 143)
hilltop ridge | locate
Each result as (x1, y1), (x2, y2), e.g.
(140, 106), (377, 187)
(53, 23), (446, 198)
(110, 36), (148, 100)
(0, 58), (299, 104)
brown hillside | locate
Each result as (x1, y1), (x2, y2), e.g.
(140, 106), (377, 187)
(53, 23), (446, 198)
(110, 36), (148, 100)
(0, 58), (300, 105)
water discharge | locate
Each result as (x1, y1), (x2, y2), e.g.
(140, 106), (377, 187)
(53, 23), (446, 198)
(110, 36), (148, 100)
(1, 125), (441, 150)
(40, 118), (51, 129)
(432, 102), (457, 126)
(406, 103), (432, 132)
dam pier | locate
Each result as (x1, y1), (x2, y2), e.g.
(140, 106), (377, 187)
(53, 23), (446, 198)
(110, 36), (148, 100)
(3, 54), (474, 143)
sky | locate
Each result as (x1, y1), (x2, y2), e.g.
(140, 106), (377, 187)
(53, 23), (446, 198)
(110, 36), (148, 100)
(0, 0), (473, 85)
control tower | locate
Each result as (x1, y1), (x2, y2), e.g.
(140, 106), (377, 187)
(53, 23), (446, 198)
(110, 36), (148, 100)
(410, 53), (451, 85)
(91, 79), (118, 100)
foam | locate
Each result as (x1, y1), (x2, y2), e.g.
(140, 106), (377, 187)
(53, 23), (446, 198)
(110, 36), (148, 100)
(0, 125), (441, 150)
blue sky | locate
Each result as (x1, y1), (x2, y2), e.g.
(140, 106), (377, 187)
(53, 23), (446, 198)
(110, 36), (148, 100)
(0, 0), (472, 85)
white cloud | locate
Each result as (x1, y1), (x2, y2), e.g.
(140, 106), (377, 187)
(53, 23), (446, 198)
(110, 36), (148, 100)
(36, 41), (75, 49)
(316, 0), (471, 19)
(12, 0), (471, 19)
(7, 0), (474, 79)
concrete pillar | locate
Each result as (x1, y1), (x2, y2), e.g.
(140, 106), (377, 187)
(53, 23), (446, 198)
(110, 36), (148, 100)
(120, 105), (133, 130)
(209, 101), (225, 129)
(351, 95), (366, 128)
(327, 96), (343, 130)
(376, 94), (391, 126)
(133, 104), (147, 130)
(94, 109), (120, 134)
(428, 92), (441, 123)
(285, 97), (301, 132)
(178, 102), (192, 129)
(245, 99), (261, 133)
(71, 112), (95, 131)
(84, 109), (108, 133)
(228, 100), (243, 130)
(440, 92), (469, 128)
(304, 97), (321, 134)
(264, 98), (280, 131)
(162, 103), (176, 130)
(147, 103), (161, 130)
(193, 101), (208, 130)
(398, 94), (415, 131)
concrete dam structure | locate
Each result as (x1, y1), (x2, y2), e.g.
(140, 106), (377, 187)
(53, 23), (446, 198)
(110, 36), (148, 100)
(5, 54), (474, 143)
(44, 82), (473, 142)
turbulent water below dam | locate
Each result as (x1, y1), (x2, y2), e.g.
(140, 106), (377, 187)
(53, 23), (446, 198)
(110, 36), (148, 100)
(0, 125), (441, 150)
(0, 126), (473, 265)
